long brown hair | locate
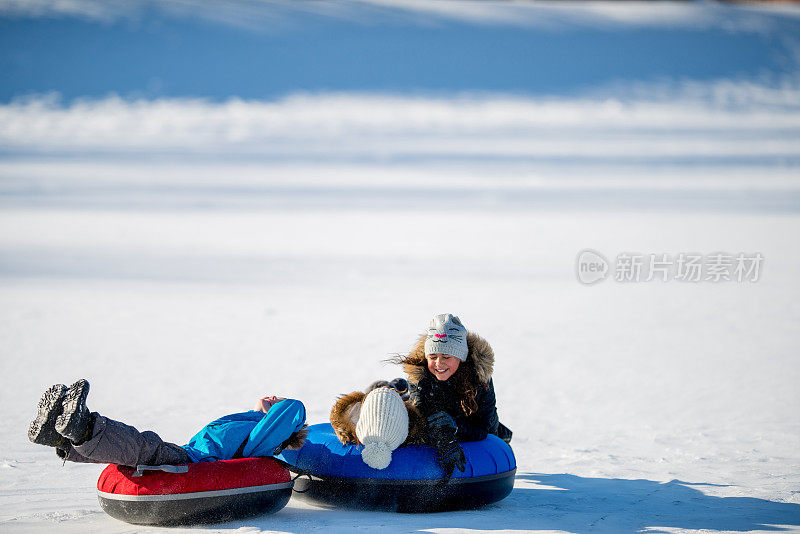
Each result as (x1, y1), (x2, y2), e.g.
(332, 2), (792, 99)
(451, 361), (480, 416)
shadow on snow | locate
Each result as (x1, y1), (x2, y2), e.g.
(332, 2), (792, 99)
(498, 473), (800, 533)
(218, 472), (800, 533)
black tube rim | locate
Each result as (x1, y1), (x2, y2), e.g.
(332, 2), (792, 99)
(303, 468), (516, 486)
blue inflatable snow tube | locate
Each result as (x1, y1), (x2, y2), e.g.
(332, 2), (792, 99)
(280, 423), (516, 512)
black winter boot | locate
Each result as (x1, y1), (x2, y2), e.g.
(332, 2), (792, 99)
(54, 379), (92, 444)
(28, 384), (69, 447)
(389, 378), (409, 400)
(497, 422), (513, 444)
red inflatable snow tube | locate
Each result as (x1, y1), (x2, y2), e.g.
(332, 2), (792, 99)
(97, 457), (293, 525)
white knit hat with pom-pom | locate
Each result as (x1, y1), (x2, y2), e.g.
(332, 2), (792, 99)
(355, 387), (409, 470)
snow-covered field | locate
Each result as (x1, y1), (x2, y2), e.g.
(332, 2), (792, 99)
(1, 1), (800, 533)
(2, 174), (799, 533)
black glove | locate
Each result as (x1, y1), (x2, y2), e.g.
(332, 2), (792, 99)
(426, 411), (466, 483)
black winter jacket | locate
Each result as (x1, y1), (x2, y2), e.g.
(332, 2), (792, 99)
(409, 375), (499, 442)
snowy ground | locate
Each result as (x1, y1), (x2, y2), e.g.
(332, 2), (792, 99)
(1, 1), (800, 533)
(1, 181), (798, 533)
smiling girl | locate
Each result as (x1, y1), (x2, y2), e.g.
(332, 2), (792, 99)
(395, 313), (511, 480)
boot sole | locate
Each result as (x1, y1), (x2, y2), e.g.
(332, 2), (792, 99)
(55, 379), (90, 442)
(28, 384), (67, 446)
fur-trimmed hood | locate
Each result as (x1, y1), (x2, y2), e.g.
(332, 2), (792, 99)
(403, 331), (495, 386)
(281, 425), (309, 451)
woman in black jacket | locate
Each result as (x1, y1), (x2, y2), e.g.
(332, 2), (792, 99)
(396, 313), (511, 480)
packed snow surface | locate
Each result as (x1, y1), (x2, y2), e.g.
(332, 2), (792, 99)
(1, 206), (799, 533)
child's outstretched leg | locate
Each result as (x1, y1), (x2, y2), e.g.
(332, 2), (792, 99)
(64, 415), (190, 467)
(30, 379), (190, 468)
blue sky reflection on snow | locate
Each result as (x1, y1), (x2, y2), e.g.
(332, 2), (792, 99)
(1, 1), (799, 102)
(1, 1), (799, 214)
